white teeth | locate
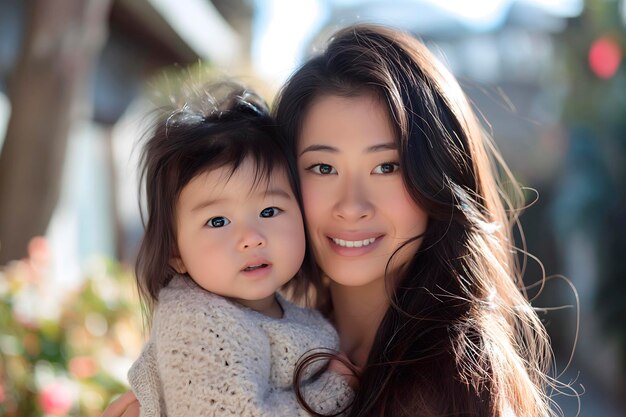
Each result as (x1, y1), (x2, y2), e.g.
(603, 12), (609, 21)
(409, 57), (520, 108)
(244, 264), (267, 271)
(332, 237), (376, 248)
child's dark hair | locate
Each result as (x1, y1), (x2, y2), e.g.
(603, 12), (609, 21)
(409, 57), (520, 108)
(135, 81), (300, 315)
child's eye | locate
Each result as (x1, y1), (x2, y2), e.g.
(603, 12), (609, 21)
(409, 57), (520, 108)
(260, 207), (282, 218)
(372, 162), (400, 174)
(206, 216), (230, 228)
(307, 163), (337, 175)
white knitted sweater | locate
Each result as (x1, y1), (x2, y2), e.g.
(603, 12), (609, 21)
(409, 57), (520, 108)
(128, 276), (352, 417)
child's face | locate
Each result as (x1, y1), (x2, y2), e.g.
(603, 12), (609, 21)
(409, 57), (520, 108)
(172, 158), (305, 306)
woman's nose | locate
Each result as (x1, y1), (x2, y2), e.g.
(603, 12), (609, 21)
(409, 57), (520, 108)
(333, 179), (374, 222)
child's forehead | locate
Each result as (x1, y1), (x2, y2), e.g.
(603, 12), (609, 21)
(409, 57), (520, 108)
(194, 161), (290, 193)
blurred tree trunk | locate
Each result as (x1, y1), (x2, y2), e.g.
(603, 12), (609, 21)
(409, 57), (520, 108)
(211, 0), (253, 67)
(0, 0), (112, 263)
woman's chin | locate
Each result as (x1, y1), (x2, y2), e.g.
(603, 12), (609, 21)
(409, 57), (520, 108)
(323, 265), (386, 288)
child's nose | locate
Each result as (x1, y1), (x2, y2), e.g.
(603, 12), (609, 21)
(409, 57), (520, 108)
(239, 228), (266, 250)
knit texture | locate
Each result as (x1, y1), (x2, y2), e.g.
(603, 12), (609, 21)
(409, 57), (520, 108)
(128, 276), (353, 416)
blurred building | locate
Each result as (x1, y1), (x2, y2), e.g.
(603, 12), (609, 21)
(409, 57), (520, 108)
(0, 0), (244, 276)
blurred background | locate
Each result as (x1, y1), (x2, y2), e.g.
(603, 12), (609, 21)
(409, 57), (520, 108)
(0, 0), (624, 415)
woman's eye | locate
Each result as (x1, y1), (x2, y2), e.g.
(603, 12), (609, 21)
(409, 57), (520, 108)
(308, 163), (337, 175)
(206, 216), (230, 228)
(260, 207), (282, 218)
(372, 162), (400, 174)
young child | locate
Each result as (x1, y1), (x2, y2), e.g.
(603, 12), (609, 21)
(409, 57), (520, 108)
(127, 82), (352, 417)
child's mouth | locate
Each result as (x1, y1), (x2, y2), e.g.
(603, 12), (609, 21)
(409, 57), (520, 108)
(243, 264), (268, 272)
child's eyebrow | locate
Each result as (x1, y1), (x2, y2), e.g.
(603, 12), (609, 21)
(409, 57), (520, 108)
(191, 198), (222, 212)
(260, 189), (292, 200)
(191, 189), (292, 212)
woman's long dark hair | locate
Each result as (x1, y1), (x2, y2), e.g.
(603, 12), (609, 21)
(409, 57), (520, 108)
(275, 25), (555, 416)
(136, 81), (304, 316)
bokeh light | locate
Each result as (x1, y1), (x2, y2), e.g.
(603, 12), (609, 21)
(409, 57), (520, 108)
(588, 36), (622, 79)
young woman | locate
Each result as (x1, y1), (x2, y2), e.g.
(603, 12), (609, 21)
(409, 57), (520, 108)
(104, 24), (554, 417)
(277, 24), (553, 417)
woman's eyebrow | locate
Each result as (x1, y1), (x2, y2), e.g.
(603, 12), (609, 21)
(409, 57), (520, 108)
(299, 142), (397, 156)
(299, 144), (338, 156)
(366, 143), (397, 153)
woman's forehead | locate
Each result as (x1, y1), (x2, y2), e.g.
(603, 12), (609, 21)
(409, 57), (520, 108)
(298, 93), (396, 151)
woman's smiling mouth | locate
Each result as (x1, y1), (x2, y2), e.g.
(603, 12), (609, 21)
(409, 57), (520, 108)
(327, 235), (384, 256)
(331, 237), (377, 248)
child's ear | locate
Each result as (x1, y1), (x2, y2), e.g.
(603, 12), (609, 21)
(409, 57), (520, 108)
(170, 257), (187, 274)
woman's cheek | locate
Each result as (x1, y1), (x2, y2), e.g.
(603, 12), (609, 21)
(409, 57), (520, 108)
(300, 178), (331, 262)
(392, 193), (427, 235)
(300, 178), (325, 227)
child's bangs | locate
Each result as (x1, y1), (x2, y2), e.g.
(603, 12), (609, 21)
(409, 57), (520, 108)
(218, 137), (290, 194)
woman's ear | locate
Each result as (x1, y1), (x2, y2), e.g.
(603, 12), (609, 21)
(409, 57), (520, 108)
(170, 257), (187, 274)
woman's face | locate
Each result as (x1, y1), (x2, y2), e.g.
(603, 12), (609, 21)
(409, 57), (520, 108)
(297, 93), (428, 288)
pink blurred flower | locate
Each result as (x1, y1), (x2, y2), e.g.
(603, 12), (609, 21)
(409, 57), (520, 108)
(27, 236), (50, 267)
(38, 382), (74, 415)
(69, 356), (98, 379)
(0, 382), (5, 403)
